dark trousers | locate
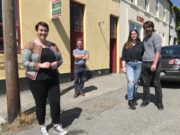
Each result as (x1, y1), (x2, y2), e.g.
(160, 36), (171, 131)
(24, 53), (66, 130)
(141, 61), (163, 103)
(74, 65), (86, 93)
(28, 78), (60, 125)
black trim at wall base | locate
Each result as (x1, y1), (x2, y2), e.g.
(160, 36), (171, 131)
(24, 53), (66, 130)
(59, 68), (110, 83)
(86, 69), (110, 80)
(0, 69), (110, 95)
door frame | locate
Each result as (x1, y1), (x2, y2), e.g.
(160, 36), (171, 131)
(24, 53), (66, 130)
(110, 15), (118, 73)
(70, 1), (84, 79)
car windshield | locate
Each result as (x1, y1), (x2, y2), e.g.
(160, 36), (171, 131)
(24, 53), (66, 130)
(161, 47), (180, 56)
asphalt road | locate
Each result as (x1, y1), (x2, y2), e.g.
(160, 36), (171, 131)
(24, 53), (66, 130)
(1, 74), (180, 135)
(63, 82), (180, 135)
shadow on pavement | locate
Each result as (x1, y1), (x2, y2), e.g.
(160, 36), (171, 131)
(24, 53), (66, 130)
(46, 107), (82, 130)
(60, 107), (82, 128)
(84, 85), (98, 93)
(125, 92), (157, 105)
(24, 106), (36, 115)
(61, 85), (74, 96)
(136, 92), (157, 104)
(161, 81), (180, 89)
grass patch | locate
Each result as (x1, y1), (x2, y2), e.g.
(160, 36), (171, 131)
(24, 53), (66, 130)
(1, 112), (36, 134)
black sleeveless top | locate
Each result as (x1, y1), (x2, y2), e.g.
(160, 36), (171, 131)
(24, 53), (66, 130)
(36, 48), (58, 80)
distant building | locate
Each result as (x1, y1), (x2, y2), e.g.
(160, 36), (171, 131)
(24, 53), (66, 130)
(119, 0), (176, 67)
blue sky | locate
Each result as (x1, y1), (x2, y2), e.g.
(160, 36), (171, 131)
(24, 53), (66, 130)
(171, 0), (180, 7)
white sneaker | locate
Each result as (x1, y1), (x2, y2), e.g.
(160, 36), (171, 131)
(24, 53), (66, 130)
(54, 124), (68, 135)
(0, 116), (6, 124)
(40, 126), (49, 135)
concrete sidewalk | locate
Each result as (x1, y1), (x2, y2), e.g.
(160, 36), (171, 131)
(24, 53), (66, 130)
(0, 73), (126, 122)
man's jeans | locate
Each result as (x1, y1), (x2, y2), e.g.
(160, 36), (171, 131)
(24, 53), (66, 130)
(126, 61), (142, 100)
(141, 61), (163, 103)
(74, 65), (86, 93)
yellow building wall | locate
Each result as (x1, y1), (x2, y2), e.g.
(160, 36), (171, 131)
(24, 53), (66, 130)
(0, 0), (120, 80)
(18, 0), (70, 78)
(73, 0), (120, 71)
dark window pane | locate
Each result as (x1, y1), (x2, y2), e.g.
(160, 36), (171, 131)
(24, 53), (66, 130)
(110, 16), (117, 39)
(0, 38), (3, 50)
(70, 2), (83, 32)
(162, 47), (180, 55)
(0, 0), (3, 51)
(0, 0), (2, 21)
(0, 24), (3, 37)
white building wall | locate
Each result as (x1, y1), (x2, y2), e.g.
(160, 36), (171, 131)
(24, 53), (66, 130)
(159, 0), (165, 20)
(119, 0), (171, 58)
(169, 8), (177, 45)
(119, 1), (129, 53)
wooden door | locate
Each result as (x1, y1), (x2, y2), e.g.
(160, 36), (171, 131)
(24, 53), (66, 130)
(110, 16), (118, 73)
(70, 2), (84, 79)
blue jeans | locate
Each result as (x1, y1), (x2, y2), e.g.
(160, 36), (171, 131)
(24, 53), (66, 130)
(74, 65), (86, 93)
(126, 61), (142, 100)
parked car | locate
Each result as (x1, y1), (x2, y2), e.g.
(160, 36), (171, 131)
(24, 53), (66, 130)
(160, 45), (180, 81)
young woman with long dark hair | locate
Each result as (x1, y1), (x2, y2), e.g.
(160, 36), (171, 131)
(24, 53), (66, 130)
(122, 29), (144, 110)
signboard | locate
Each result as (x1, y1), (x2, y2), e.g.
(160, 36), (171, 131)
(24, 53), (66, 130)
(137, 16), (144, 23)
(51, 0), (61, 19)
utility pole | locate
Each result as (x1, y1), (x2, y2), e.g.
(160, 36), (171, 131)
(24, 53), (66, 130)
(2, 0), (21, 123)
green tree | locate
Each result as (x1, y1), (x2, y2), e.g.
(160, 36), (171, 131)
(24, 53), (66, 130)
(173, 6), (180, 44)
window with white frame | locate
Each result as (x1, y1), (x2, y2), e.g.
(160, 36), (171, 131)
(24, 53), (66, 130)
(156, 0), (159, 17)
(166, 7), (170, 23)
(149, 0), (156, 15)
(131, 0), (135, 3)
(127, 0), (136, 4)
(145, 0), (149, 11)
(163, 5), (166, 22)
(159, 1), (164, 20)
(160, 32), (165, 46)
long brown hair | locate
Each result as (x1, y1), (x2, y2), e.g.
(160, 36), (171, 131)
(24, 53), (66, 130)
(124, 29), (140, 49)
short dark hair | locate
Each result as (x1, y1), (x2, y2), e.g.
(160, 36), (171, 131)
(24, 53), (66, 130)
(76, 38), (83, 44)
(35, 21), (49, 32)
(143, 21), (154, 29)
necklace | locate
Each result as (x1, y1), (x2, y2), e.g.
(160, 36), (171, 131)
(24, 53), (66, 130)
(132, 42), (136, 46)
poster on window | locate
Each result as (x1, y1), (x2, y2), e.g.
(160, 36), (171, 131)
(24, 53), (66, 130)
(50, 0), (61, 19)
